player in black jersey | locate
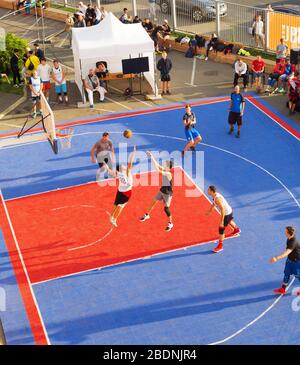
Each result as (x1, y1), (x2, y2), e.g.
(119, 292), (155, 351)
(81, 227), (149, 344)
(140, 151), (174, 232)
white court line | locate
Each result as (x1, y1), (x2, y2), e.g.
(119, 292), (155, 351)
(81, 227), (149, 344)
(68, 212), (114, 251)
(50, 204), (96, 211)
(108, 85), (153, 108)
(0, 122), (21, 128)
(5, 168), (158, 202)
(246, 97), (300, 142)
(33, 236), (238, 286)
(105, 96), (132, 110)
(4, 131), (300, 209)
(208, 277), (296, 345)
(0, 189), (51, 345)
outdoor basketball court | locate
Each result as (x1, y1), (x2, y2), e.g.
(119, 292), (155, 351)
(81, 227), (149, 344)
(0, 94), (299, 345)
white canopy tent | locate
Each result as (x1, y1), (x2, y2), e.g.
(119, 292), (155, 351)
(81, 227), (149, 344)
(72, 13), (157, 101)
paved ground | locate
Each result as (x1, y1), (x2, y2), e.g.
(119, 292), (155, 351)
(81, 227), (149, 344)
(0, 3), (299, 134)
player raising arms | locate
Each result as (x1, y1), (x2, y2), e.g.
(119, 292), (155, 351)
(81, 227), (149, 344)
(140, 151), (174, 232)
(182, 104), (202, 156)
(104, 145), (136, 227)
(207, 185), (241, 253)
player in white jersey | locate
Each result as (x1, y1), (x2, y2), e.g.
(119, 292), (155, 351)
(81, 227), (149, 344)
(207, 185), (241, 253)
(104, 145), (136, 227)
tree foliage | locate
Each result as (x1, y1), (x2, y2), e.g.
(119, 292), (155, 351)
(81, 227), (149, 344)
(0, 33), (28, 73)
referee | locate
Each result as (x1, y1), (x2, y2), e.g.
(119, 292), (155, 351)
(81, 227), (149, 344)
(271, 226), (300, 296)
(228, 85), (245, 138)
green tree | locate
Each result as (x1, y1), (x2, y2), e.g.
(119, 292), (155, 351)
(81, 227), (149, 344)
(0, 33), (28, 73)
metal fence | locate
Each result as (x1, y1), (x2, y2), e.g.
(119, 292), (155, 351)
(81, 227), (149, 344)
(2, 0), (299, 52)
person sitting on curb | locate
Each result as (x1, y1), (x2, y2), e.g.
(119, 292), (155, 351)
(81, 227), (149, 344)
(233, 57), (248, 91)
(277, 57), (295, 94)
(265, 58), (286, 93)
(84, 68), (107, 108)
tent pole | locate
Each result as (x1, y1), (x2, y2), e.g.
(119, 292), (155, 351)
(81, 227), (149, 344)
(80, 59), (86, 104)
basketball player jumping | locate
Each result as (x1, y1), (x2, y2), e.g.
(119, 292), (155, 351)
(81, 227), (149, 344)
(104, 145), (136, 227)
(140, 151), (174, 232)
(207, 185), (241, 253)
(182, 104), (202, 156)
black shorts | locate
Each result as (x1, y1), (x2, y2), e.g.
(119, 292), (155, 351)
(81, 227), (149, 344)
(98, 157), (108, 168)
(161, 74), (170, 82)
(228, 111), (242, 126)
(114, 190), (132, 206)
(32, 95), (41, 103)
(224, 213), (233, 227)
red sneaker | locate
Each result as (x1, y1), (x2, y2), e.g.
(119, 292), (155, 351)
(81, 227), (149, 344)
(213, 242), (224, 253)
(232, 227), (241, 235)
(296, 290), (300, 296)
(274, 287), (286, 295)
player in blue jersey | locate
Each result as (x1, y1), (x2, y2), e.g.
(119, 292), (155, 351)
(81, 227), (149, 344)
(228, 85), (245, 138)
(182, 104), (202, 156)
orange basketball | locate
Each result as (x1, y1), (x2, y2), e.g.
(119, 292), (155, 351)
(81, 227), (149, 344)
(123, 129), (133, 139)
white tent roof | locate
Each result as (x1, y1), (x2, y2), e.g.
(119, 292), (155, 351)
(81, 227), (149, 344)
(72, 12), (154, 58)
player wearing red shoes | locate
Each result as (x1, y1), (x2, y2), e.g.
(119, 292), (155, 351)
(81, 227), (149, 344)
(207, 185), (240, 253)
(271, 226), (300, 296)
(104, 145), (136, 227)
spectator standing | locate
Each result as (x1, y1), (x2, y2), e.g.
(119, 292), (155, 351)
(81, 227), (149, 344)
(152, 25), (163, 53)
(37, 57), (51, 101)
(64, 13), (74, 47)
(276, 38), (289, 63)
(25, 50), (40, 77)
(265, 58), (286, 93)
(52, 60), (69, 105)
(24, 0), (31, 16)
(251, 55), (265, 92)
(148, 0), (157, 21)
(34, 43), (44, 61)
(84, 68), (107, 108)
(78, 1), (87, 15)
(10, 48), (22, 88)
(29, 70), (42, 118)
(157, 51), (172, 96)
(234, 57), (248, 91)
(252, 15), (265, 48)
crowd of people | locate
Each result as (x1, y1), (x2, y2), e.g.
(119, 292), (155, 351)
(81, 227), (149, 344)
(231, 37), (299, 115)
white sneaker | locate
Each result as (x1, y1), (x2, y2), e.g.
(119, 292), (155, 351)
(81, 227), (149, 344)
(140, 213), (150, 222)
(166, 222), (173, 232)
(205, 57), (208, 61)
(110, 217), (117, 227)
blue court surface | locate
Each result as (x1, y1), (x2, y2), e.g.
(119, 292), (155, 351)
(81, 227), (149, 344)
(0, 95), (299, 345)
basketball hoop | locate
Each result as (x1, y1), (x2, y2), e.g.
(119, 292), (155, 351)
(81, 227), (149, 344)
(56, 127), (74, 150)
